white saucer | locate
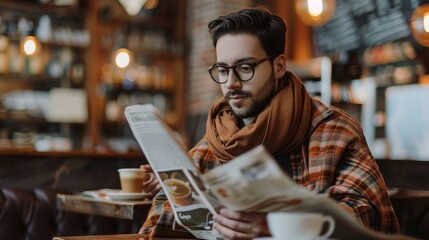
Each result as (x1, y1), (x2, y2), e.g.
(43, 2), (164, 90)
(105, 192), (151, 201)
(253, 238), (336, 240)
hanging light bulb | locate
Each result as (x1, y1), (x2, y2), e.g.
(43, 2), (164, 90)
(118, 0), (147, 16)
(20, 36), (41, 56)
(308, 0), (323, 17)
(295, 0), (336, 26)
(114, 48), (132, 69)
(410, 4), (429, 47)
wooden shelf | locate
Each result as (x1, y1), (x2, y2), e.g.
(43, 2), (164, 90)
(0, 1), (87, 19)
(102, 83), (174, 96)
(0, 0), (186, 152)
(6, 37), (89, 49)
(0, 149), (144, 159)
(0, 117), (85, 126)
(0, 74), (62, 84)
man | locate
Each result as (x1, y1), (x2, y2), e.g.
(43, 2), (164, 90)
(141, 6), (399, 239)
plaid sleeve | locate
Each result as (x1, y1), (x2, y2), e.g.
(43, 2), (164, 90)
(140, 188), (199, 238)
(324, 147), (400, 233)
(139, 190), (174, 235)
(304, 107), (400, 233)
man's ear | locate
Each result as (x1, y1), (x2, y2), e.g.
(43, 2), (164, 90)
(273, 54), (287, 78)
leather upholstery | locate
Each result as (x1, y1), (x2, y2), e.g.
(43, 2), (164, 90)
(0, 188), (141, 240)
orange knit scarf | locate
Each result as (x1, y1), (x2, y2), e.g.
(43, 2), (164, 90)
(206, 72), (312, 162)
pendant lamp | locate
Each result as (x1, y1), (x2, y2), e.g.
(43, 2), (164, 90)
(410, 4), (429, 47)
(295, 0), (336, 26)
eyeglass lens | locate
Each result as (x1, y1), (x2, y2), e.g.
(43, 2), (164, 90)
(208, 55), (275, 84)
(210, 64), (254, 83)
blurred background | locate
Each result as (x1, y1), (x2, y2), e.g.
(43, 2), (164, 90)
(1, 0), (429, 159)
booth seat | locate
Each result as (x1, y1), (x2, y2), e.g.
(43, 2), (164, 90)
(0, 188), (142, 240)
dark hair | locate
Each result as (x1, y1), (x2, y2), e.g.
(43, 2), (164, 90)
(208, 6), (287, 57)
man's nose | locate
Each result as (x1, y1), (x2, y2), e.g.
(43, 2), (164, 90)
(224, 69), (241, 89)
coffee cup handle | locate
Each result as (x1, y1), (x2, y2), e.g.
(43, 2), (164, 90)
(318, 215), (335, 239)
(144, 173), (155, 184)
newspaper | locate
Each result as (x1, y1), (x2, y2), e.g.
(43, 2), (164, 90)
(125, 104), (415, 240)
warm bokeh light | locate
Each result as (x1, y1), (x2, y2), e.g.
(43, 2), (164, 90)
(411, 4), (429, 47)
(114, 48), (132, 68)
(424, 13), (429, 32)
(295, 0), (335, 26)
(308, 0), (323, 17)
(21, 36), (40, 56)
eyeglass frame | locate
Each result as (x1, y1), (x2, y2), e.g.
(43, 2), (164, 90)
(207, 54), (277, 84)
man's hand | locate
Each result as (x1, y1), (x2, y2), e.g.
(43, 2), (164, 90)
(213, 208), (270, 240)
(140, 164), (161, 195)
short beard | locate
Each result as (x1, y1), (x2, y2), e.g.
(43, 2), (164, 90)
(226, 73), (276, 119)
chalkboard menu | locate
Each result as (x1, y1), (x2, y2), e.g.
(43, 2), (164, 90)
(313, 0), (424, 54)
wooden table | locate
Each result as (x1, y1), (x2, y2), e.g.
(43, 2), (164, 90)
(53, 234), (149, 240)
(56, 194), (152, 220)
(53, 233), (196, 240)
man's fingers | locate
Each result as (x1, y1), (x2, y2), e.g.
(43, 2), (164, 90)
(219, 208), (262, 222)
(146, 183), (161, 195)
(213, 221), (256, 240)
(216, 208), (270, 238)
(140, 164), (154, 173)
(142, 172), (161, 195)
(215, 214), (255, 233)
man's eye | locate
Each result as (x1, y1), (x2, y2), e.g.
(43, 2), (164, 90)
(218, 68), (228, 75)
(238, 64), (252, 73)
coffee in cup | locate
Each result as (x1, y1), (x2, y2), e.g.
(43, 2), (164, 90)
(163, 178), (193, 206)
(267, 212), (335, 240)
(118, 168), (153, 193)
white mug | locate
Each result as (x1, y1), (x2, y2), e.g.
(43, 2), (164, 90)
(118, 168), (154, 193)
(267, 212), (335, 240)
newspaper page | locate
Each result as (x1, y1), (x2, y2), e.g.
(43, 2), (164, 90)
(125, 104), (415, 240)
(202, 145), (314, 212)
(202, 146), (417, 240)
(124, 104), (222, 240)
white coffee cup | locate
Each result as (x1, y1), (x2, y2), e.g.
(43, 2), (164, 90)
(267, 212), (335, 240)
(118, 168), (154, 193)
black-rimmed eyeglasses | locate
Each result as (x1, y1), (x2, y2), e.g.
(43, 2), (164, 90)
(208, 55), (276, 84)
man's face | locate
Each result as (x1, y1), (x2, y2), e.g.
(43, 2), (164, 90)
(215, 33), (275, 119)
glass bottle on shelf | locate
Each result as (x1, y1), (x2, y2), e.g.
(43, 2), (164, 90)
(69, 57), (85, 88)
(46, 49), (63, 79)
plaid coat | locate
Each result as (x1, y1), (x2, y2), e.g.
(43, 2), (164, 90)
(141, 98), (400, 236)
